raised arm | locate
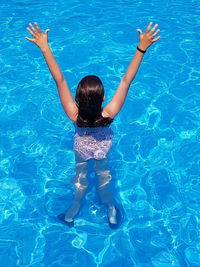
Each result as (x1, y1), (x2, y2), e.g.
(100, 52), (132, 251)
(103, 22), (160, 119)
(25, 22), (78, 121)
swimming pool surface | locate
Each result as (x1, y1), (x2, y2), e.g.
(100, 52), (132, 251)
(0, 0), (200, 266)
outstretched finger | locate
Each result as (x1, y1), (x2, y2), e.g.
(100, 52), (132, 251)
(34, 22), (42, 33)
(136, 28), (142, 36)
(28, 23), (37, 34)
(26, 27), (36, 38)
(145, 22), (153, 33)
(152, 29), (160, 37)
(150, 24), (158, 34)
(45, 29), (50, 35)
(152, 36), (161, 43)
(25, 36), (35, 42)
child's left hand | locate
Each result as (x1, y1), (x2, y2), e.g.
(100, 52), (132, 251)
(25, 22), (50, 52)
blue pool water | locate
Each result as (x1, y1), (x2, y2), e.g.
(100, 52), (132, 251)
(0, 0), (200, 266)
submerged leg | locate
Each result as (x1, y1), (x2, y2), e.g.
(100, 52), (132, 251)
(94, 159), (117, 224)
(65, 154), (88, 222)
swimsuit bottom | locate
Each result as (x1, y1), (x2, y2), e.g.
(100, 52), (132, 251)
(73, 124), (113, 161)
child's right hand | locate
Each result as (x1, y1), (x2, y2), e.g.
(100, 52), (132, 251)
(25, 22), (50, 52)
(136, 22), (160, 51)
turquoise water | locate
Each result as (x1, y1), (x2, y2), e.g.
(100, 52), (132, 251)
(0, 0), (200, 266)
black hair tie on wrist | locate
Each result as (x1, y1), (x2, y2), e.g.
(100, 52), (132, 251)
(137, 46), (146, 53)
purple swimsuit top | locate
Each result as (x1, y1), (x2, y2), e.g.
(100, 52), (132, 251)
(73, 122), (114, 161)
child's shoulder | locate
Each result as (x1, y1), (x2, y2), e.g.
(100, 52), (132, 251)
(102, 109), (110, 118)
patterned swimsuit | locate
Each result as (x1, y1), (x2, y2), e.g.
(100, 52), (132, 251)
(73, 122), (114, 161)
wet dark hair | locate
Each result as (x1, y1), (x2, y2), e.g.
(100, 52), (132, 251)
(75, 75), (113, 127)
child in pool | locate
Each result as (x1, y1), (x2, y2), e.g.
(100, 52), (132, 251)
(25, 22), (160, 227)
